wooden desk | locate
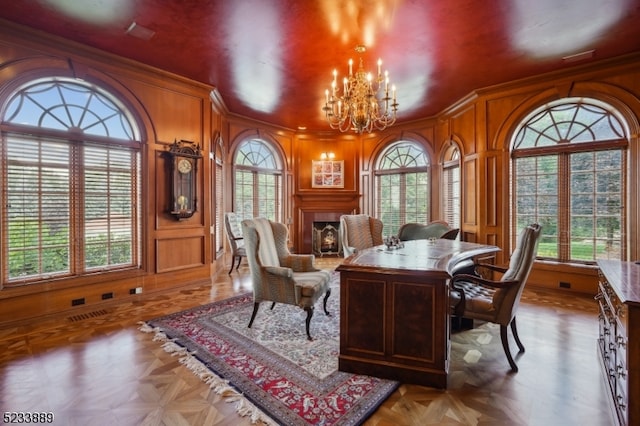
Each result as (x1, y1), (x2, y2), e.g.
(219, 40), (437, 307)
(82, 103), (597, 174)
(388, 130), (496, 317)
(336, 239), (500, 389)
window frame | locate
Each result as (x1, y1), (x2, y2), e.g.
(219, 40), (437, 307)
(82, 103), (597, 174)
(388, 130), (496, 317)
(233, 139), (282, 222)
(510, 97), (628, 264)
(442, 145), (461, 230)
(374, 140), (430, 235)
(1, 78), (143, 287)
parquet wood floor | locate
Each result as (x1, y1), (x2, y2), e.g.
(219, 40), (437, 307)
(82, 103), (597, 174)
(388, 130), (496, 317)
(0, 258), (616, 425)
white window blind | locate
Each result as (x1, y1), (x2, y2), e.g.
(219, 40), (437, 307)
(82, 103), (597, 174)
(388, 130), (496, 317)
(2, 79), (142, 285)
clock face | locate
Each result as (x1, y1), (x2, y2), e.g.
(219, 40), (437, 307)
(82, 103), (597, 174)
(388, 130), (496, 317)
(177, 158), (192, 174)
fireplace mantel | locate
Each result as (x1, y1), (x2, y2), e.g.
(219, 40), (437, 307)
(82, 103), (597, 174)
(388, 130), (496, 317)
(293, 191), (359, 254)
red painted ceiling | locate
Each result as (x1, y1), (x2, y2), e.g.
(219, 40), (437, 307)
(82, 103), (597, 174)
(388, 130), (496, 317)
(1, 0), (640, 132)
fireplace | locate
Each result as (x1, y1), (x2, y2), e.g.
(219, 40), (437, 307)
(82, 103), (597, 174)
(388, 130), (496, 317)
(297, 206), (355, 254)
(312, 221), (342, 256)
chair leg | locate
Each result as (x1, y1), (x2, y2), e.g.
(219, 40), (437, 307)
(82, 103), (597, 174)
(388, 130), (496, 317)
(511, 317), (525, 353)
(322, 289), (331, 316)
(500, 324), (519, 372)
(228, 256), (236, 275)
(270, 302), (276, 310)
(235, 256), (242, 270)
(304, 306), (314, 341)
(248, 302), (260, 328)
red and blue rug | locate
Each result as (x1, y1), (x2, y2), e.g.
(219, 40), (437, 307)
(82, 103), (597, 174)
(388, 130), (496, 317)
(140, 273), (398, 425)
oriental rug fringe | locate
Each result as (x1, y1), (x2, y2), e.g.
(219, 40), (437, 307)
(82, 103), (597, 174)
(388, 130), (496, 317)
(140, 273), (398, 425)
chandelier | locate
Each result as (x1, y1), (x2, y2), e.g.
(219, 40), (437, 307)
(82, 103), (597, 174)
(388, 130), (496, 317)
(322, 45), (398, 134)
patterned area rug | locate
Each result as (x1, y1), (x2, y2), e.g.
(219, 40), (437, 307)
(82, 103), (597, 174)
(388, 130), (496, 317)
(140, 272), (398, 425)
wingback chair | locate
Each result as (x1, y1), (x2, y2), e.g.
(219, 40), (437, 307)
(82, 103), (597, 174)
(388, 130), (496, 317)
(449, 223), (542, 372)
(224, 212), (246, 274)
(397, 221), (451, 241)
(241, 217), (332, 340)
(339, 214), (384, 258)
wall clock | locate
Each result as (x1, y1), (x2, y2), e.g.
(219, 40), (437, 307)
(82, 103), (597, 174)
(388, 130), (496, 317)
(166, 139), (202, 220)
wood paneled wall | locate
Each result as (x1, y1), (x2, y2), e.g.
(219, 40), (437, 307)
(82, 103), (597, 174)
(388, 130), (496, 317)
(1, 23), (639, 326)
(0, 24), (220, 325)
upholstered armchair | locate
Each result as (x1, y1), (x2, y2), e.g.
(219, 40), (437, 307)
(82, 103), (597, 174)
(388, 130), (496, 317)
(241, 217), (332, 340)
(339, 214), (384, 258)
(224, 212), (246, 274)
(449, 223), (542, 372)
(397, 221), (452, 241)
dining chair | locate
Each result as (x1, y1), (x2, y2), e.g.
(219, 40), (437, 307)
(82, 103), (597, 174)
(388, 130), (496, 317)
(224, 212), (246, 274)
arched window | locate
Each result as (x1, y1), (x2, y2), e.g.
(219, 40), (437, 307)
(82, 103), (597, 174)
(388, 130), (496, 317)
(510, 97), (628, 263)
(374, 141), (430, 235)
(442, 145), (461, 229)
(233, 139), (282, 221)
(1, 78), (142, 286)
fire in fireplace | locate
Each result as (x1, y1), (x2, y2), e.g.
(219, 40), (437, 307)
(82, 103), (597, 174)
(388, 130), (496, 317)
(312, 221), (341, 256)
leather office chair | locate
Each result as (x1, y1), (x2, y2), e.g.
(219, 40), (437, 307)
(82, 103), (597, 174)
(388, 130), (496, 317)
(449, 223), (542, 372)
(224, 212), (246, 274)
(397, 221), (451, 241)
(241, 217), (332, 340)
(339, 214), (384, 258)
(440, 228), (460, 240)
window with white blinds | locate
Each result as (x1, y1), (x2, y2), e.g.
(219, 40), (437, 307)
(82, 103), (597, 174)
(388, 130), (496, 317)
(233, 139), (281, 221)
(443, 147), (461, 229)
(510, 98), (628, 263)
(1, 78), (142, 285)
(374, 141), (430, 236)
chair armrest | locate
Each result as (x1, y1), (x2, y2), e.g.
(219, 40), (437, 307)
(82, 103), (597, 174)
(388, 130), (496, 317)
(264, 265), (293, 278)
(451, 274), (519, 290)
(476, 263), (508, 274)
(344, 246), (356, 256)
(280, 254), (318, 272)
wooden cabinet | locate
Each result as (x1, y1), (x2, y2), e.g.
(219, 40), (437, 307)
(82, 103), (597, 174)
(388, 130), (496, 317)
(596, 260), (640, 426)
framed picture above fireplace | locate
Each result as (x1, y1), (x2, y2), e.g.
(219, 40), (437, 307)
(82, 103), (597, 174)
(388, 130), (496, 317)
(312, 160), (344, 188)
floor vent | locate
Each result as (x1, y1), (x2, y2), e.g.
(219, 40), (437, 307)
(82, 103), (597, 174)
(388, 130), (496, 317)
(68, 310), (108, 322)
